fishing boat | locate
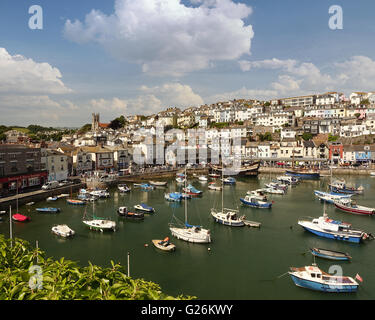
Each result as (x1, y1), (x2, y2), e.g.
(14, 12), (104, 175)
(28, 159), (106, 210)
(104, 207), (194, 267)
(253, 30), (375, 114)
(314, 190), (353, 204)
(149, 180), (168, 187)
(169, 167), (211, 243)
(36, 207), (60, 213)
(310, 248), (352, 261)
(165, 192), (183, 202)
(329, 180), (364, 194)
(12, 213), (30, 222)
(198, 176), (208, 182)
(134, 203), (155, 213)
(208, 173), (220, 178)
(285, 169), (320, 180)
(298, 213), (372, 243)
(334, 199), (375, 216)
(183, 184), (203, 196)
(288, 265), (359, 292)
(118, 184), (131, 192)
(246, 189), (268, 201)
(211, 167), (245, 227)
(46, 196), (58, 201)
(208, 182), (222, 191)
(152, 237), (176, 252)
(240, 195), (272, 209)
(265, 182), (288, 192)
(51, 225), (75, 238)
(118, 207), (144, 220)
(67, 199), (86, 205)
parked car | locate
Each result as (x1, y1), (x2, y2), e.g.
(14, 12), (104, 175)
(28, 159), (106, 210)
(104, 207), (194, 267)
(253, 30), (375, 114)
(41, 181), (59, 190)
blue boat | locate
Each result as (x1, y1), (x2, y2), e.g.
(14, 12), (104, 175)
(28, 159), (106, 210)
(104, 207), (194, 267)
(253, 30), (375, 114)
(310, 248), (352, 261)
(240, 196), (272, 209)
(183, 184), (203, 196)
(285, 170), (320, 180)
(298, 214), (372, 243)
(329, 180), (364, 194)
(165, 192), (182, 202)
(36, 207), (60, 213)
(289, 265), (359, 293)
(314, 190), (353, 204)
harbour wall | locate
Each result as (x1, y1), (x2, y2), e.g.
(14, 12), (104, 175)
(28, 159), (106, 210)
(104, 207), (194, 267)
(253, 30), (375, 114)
(259, 167), (374, 176)
(0, 183), (86, 212)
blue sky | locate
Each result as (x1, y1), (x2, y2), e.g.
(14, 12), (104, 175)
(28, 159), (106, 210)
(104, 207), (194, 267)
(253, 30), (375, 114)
(1, 0), (375, 126)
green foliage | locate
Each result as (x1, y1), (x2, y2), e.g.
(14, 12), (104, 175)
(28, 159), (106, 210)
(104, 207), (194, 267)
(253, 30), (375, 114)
(78, 124), (92, 135)
(210, 122), (230, 129)
(0, 236), (194, 300)
(302, 132), (313, 141)
(258, 132), (272, 142)
(328, 134), (339, 142)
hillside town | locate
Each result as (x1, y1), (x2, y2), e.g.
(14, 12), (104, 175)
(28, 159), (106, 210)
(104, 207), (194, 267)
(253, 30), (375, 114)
(1, 91), (375, 196)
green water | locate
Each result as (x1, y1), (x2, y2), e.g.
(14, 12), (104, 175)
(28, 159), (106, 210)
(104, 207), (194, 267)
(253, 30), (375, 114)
(1, 174), (375, 300)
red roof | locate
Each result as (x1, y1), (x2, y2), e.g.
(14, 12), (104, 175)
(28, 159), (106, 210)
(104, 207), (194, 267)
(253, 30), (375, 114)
(99, 123), (110, 128)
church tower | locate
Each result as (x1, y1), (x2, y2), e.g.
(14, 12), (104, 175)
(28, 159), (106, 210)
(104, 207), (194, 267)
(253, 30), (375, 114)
(92, 113), (100, 131)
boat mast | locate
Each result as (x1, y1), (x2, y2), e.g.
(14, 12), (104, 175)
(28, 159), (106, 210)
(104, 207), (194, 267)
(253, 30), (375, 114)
(221, 162), (224, 212)
(9, 205), (12, 248)
(184, 165), (187, 224)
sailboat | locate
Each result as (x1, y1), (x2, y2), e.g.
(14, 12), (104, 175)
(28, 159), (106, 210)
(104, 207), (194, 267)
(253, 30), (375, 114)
(82, 201), (116, 232)
(169, 166), (211, 243)
(211, 165), (245, 226)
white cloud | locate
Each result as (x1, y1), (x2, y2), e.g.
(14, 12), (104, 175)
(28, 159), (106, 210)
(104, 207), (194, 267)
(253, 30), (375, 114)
(64, 0), (254, 76)
(207, 87), (278, 103)
(0, 48), (71, 95)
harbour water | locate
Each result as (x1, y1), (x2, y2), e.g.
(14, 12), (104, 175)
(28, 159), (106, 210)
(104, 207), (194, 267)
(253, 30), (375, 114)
(1, 174), (375, 300)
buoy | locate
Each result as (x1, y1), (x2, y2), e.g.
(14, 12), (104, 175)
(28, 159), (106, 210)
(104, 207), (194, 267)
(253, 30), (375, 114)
(208, 247), (211, 251)
(144, 244), (148, 247)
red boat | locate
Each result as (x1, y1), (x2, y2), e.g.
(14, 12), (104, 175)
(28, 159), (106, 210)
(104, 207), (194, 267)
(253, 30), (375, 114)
(334, 200), (375, 216)
(12, 214), (31, 222)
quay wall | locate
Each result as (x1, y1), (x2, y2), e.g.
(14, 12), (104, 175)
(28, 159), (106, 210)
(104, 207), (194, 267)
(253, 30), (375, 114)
(0, 183), (86, 212)
(259, 167), (374, 176)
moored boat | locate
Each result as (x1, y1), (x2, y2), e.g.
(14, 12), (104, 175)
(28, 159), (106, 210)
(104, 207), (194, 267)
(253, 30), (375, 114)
(51, 224), (75, 238)
(222, 177), (236, 185)
(240, 196), (272, 209)
(152, 237), (176, 252)
(334, 199), (375, 216)
(36, 207), (60, 213)
(310, 248), (351, 261)
(246, 189), (267, 201)
(67, 199), (86, 205)
(165, 192), (182, 202)
(298, 213), (373, 243)
(134, 203), (155, 213)
(47, 196), (58, 201)
(149, 180), (168, 186)
(208, 182), (222, 191)
(118, 207), (144, 220)
(198, 176), (208, 182)
(314, 190), (353, 204)
(285, 169), (320, 180)
(12, 213), (30, 222)
(329, 180), (364, 194)
(277, 175), (299, 185)
(288, 265), (359, 292)
(118, 184), (131, 192)
(83, 218), (116, 232)
(183, 184), (203, 196)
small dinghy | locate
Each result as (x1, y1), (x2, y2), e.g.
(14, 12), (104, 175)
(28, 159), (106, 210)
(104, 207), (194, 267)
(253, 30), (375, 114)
(118, 207), (144, 220)
(25, 202), (35, 206)
(183, 184), (203, 196)
(36, 207), (60, 213)
(209, 173), (220, 178)
(12, 213), (30, 222)
(52, 225), (75, 238)
(67, 199), (86, 205)
(310, 248), (352, 261)
(134, 203), (155, 213)
(152, 237), (176, 252)
(165, 192), (182, 202)
(47, 196), (58, 201)
(208, 182), (222, 191)
(198, 176), (208, 182)
(222, 177), (236, 185)
(149, 180), (168, 186)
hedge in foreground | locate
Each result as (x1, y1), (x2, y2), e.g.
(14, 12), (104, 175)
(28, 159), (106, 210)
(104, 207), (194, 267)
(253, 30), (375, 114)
(0, 235), (195, 300)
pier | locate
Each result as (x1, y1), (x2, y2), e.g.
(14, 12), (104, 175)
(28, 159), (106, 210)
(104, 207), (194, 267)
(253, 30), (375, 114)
(0, 183), (86, 211)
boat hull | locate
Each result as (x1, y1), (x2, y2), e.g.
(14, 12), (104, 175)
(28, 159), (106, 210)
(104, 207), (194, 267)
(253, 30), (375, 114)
(240, 198), (272, 208)
(285, 171), (320, 180)
(310, 248), (351, 261)
(334, 202), (374, 216)
(300, 225), (362, 243)
(170, 227), (211, 243)
(289, 274), (358, 293)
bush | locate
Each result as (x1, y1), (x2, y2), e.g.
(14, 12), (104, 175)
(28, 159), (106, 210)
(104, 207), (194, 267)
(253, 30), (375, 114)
(0, 235), (194, 300)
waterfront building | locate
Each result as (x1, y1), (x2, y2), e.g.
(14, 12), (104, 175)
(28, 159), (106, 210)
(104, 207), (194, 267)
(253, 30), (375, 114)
(0, 144), (47, 195)
(280, 94), (316, 107)
(329, 142), (344, 164)
(44, 149), (70, 182)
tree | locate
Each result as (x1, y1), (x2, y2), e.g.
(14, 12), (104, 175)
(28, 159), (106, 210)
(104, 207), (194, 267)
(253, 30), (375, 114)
(302, 132), (313, 141)
(109, 119), (123, 130)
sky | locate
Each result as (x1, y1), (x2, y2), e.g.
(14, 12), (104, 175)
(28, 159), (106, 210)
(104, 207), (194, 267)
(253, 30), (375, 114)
(1, 0), (375, 127)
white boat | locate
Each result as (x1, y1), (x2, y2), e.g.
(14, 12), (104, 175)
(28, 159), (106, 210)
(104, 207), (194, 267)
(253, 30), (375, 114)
(83, 219), (116, 232)
(134, 203), (155, 213)
(176, 177), (186, 184)
(263, 187), (284, 195)
(169, 166), (211, 243)
(314, 190), (353, 204)
(370, 172), (375, 176)
(149, 180), (168, 186)
(246, 189), (267, 201)
(57, 194), (69, 198)
(277, 175), (299, 185)
(118, 184), (131, 192)
(25, 202), (35, 206)
(51, 224), (75, 238)
(47, 196), (58, 201)
(90, 190), (110, 198)
(211, 166), (245, 227)
(198, 176), (208, 182)
(208, 183), (222, 191)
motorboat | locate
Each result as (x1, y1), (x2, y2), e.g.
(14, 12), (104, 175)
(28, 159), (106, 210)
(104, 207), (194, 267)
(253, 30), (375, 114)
(246, 189), (267, 201)
(82, 218), (116, 232)
(288, 265), (358, 292)
(149, 180), (168, 187)
(240, 196), (272, 209)
(134, 203), (155, 213)
(314, 190), (353, 204)
(118, 207), (144, 220)
(183, 184), (203, 196)
(208, 182), (222, 191)
(51, 225), (75, 238)
(90, 189), (110, 198)
(46, 196), (58, 201)
(277, 175), (299, 185)
(165, 192), (182, 202)
(198, 176), (208, 182)
(263, 187), (284, 195)
(298, 213), (372, 243)
(285, 169), (320, 180)
(329, 180), (364, 194)
(12, 213), (30, 222)
(222, 177), (236, 185)
(334, 199), (375, 216)
(67, 199), (86, 205)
